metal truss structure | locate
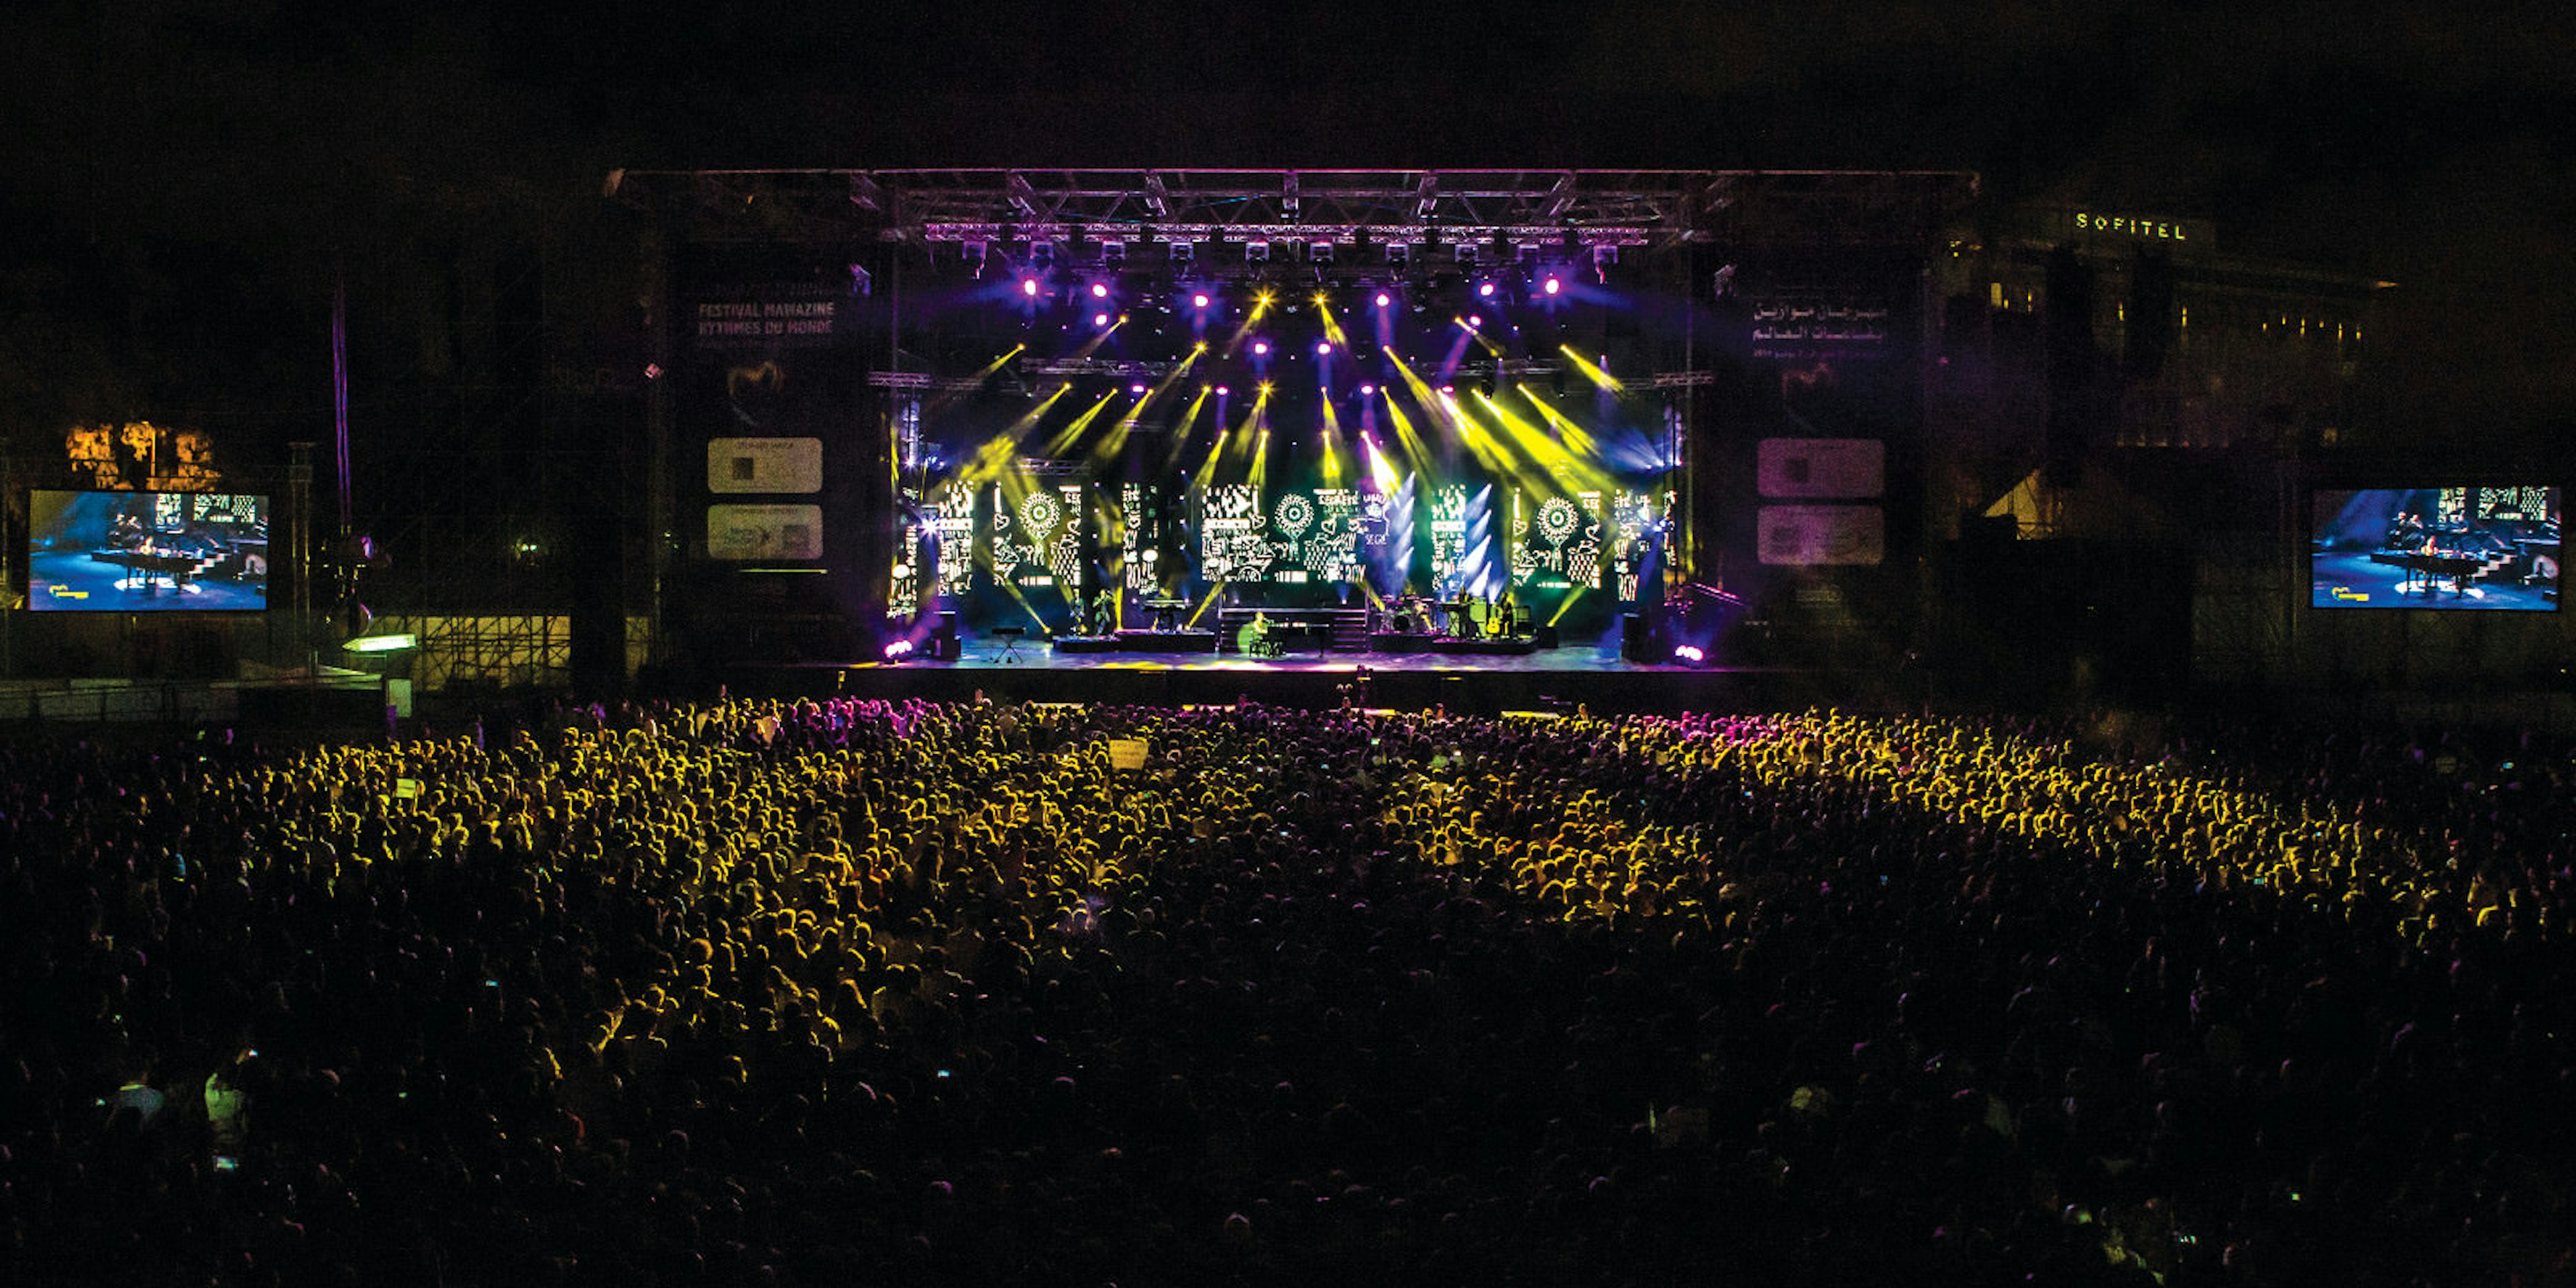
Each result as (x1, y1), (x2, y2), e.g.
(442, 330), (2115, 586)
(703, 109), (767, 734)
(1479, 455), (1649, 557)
(375, 613), (576, 692)
(610, 168), (1976, 262)
(350, 234), (640, 695)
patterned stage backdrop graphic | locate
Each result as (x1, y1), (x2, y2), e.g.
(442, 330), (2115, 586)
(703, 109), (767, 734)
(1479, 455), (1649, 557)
(991, 482), (1085, 595)
(1509, 490), (1605, 592)
(1613, 489), (1674, 603)
(1199, 484), (1274, 586)
(890, 484), (923, 618)
(894, 477), (1674, 616)
(1428, 484), (1470, 595)
(1120, 483), (1160, 596)
(1305, 488), (1364, 585)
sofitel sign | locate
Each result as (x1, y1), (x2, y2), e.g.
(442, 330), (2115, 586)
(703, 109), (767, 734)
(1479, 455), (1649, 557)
(2065, 210), (2211, 252)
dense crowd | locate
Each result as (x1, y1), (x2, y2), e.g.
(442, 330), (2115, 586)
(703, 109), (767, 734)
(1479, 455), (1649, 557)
(3, 696), (2571, 1285)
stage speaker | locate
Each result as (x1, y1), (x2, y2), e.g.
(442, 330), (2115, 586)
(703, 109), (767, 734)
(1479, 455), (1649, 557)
(1620, 612), (1652, 663)
(1534, 624), (1559, 649)
(926, 610), (960, 660)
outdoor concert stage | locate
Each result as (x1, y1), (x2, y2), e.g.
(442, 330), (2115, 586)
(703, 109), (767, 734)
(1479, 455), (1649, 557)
(718, 637), (1845, 715)
(618, 170), (1982, 715)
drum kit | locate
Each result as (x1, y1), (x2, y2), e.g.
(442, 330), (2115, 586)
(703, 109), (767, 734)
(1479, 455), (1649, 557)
(1382, 590), (1520, 640)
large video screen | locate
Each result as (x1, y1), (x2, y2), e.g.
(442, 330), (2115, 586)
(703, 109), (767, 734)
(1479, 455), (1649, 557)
(992, 482), (1083, 594)
(28, 490), (272, 612)
(1198, 484), (1273, 585)
(1265, 488), (1361, 586)
(2311, 486), (2559, 611)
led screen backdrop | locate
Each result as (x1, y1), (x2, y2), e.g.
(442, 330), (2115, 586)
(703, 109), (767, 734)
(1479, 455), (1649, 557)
(1198, 484), (1272, 585)
(1511, 490), (1604, 592)
(1265, 488), (1362, 586)
(886, 477), (1678, 616)
(993, 482), (1085, 594)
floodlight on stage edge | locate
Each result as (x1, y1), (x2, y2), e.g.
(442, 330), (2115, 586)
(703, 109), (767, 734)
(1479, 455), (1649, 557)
(345, 632), (419, 655)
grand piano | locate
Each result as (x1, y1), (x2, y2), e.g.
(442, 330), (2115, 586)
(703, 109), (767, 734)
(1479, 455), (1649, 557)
(2368, 521), (2530, 599)
(2393, 549), (2487, 599)
(92, 535), (256, 594)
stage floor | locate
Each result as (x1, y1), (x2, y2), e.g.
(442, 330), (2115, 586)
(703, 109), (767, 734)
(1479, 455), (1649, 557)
(945, 637), (1616, 672)
(716, 639), (1874, 715)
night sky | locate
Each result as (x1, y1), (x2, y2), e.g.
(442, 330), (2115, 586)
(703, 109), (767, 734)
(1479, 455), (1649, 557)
(1, 0), (2571, 466)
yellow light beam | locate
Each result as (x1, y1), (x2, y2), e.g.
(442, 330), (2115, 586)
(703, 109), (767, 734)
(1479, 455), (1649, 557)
(1394, 352), (1504, 474)
(1515, 382), (1603, 459)
(1246, 412), (1273, 492)
(1184, 584), (1227, 631)
(1316, 300), (1349, 348)
(1466, 390), (1546, 480)
(1556, 345), (1624, 395)
(1196, 387), (1265, 488)
(1381, 396), (1435, 482)
(1041, 388), (1126, 457)
(1222, 292), (1274, 358)
(1221, 386), (1272, 484)
(925, 343), (1026, 416)
(1193, 426), (1232, 484)
(1095, 350), (1200, 462)
(1362, 433), (1403, 492)
(1161, 385), (1215, 477)
(1479, 390), (1615, 496)
(1317, 393), (1348, 486)
(1456, 316), (1505, 358)
(957, 384), (1071, 486)
(1385, 351), (1456, 437)
(1133, 345), (1202, 419)
(1067, 315), (1130, 360)
(996, 580), (1053, 633)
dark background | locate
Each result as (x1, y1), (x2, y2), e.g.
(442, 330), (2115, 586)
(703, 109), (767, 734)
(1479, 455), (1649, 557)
(1, 0), (2569, 529)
